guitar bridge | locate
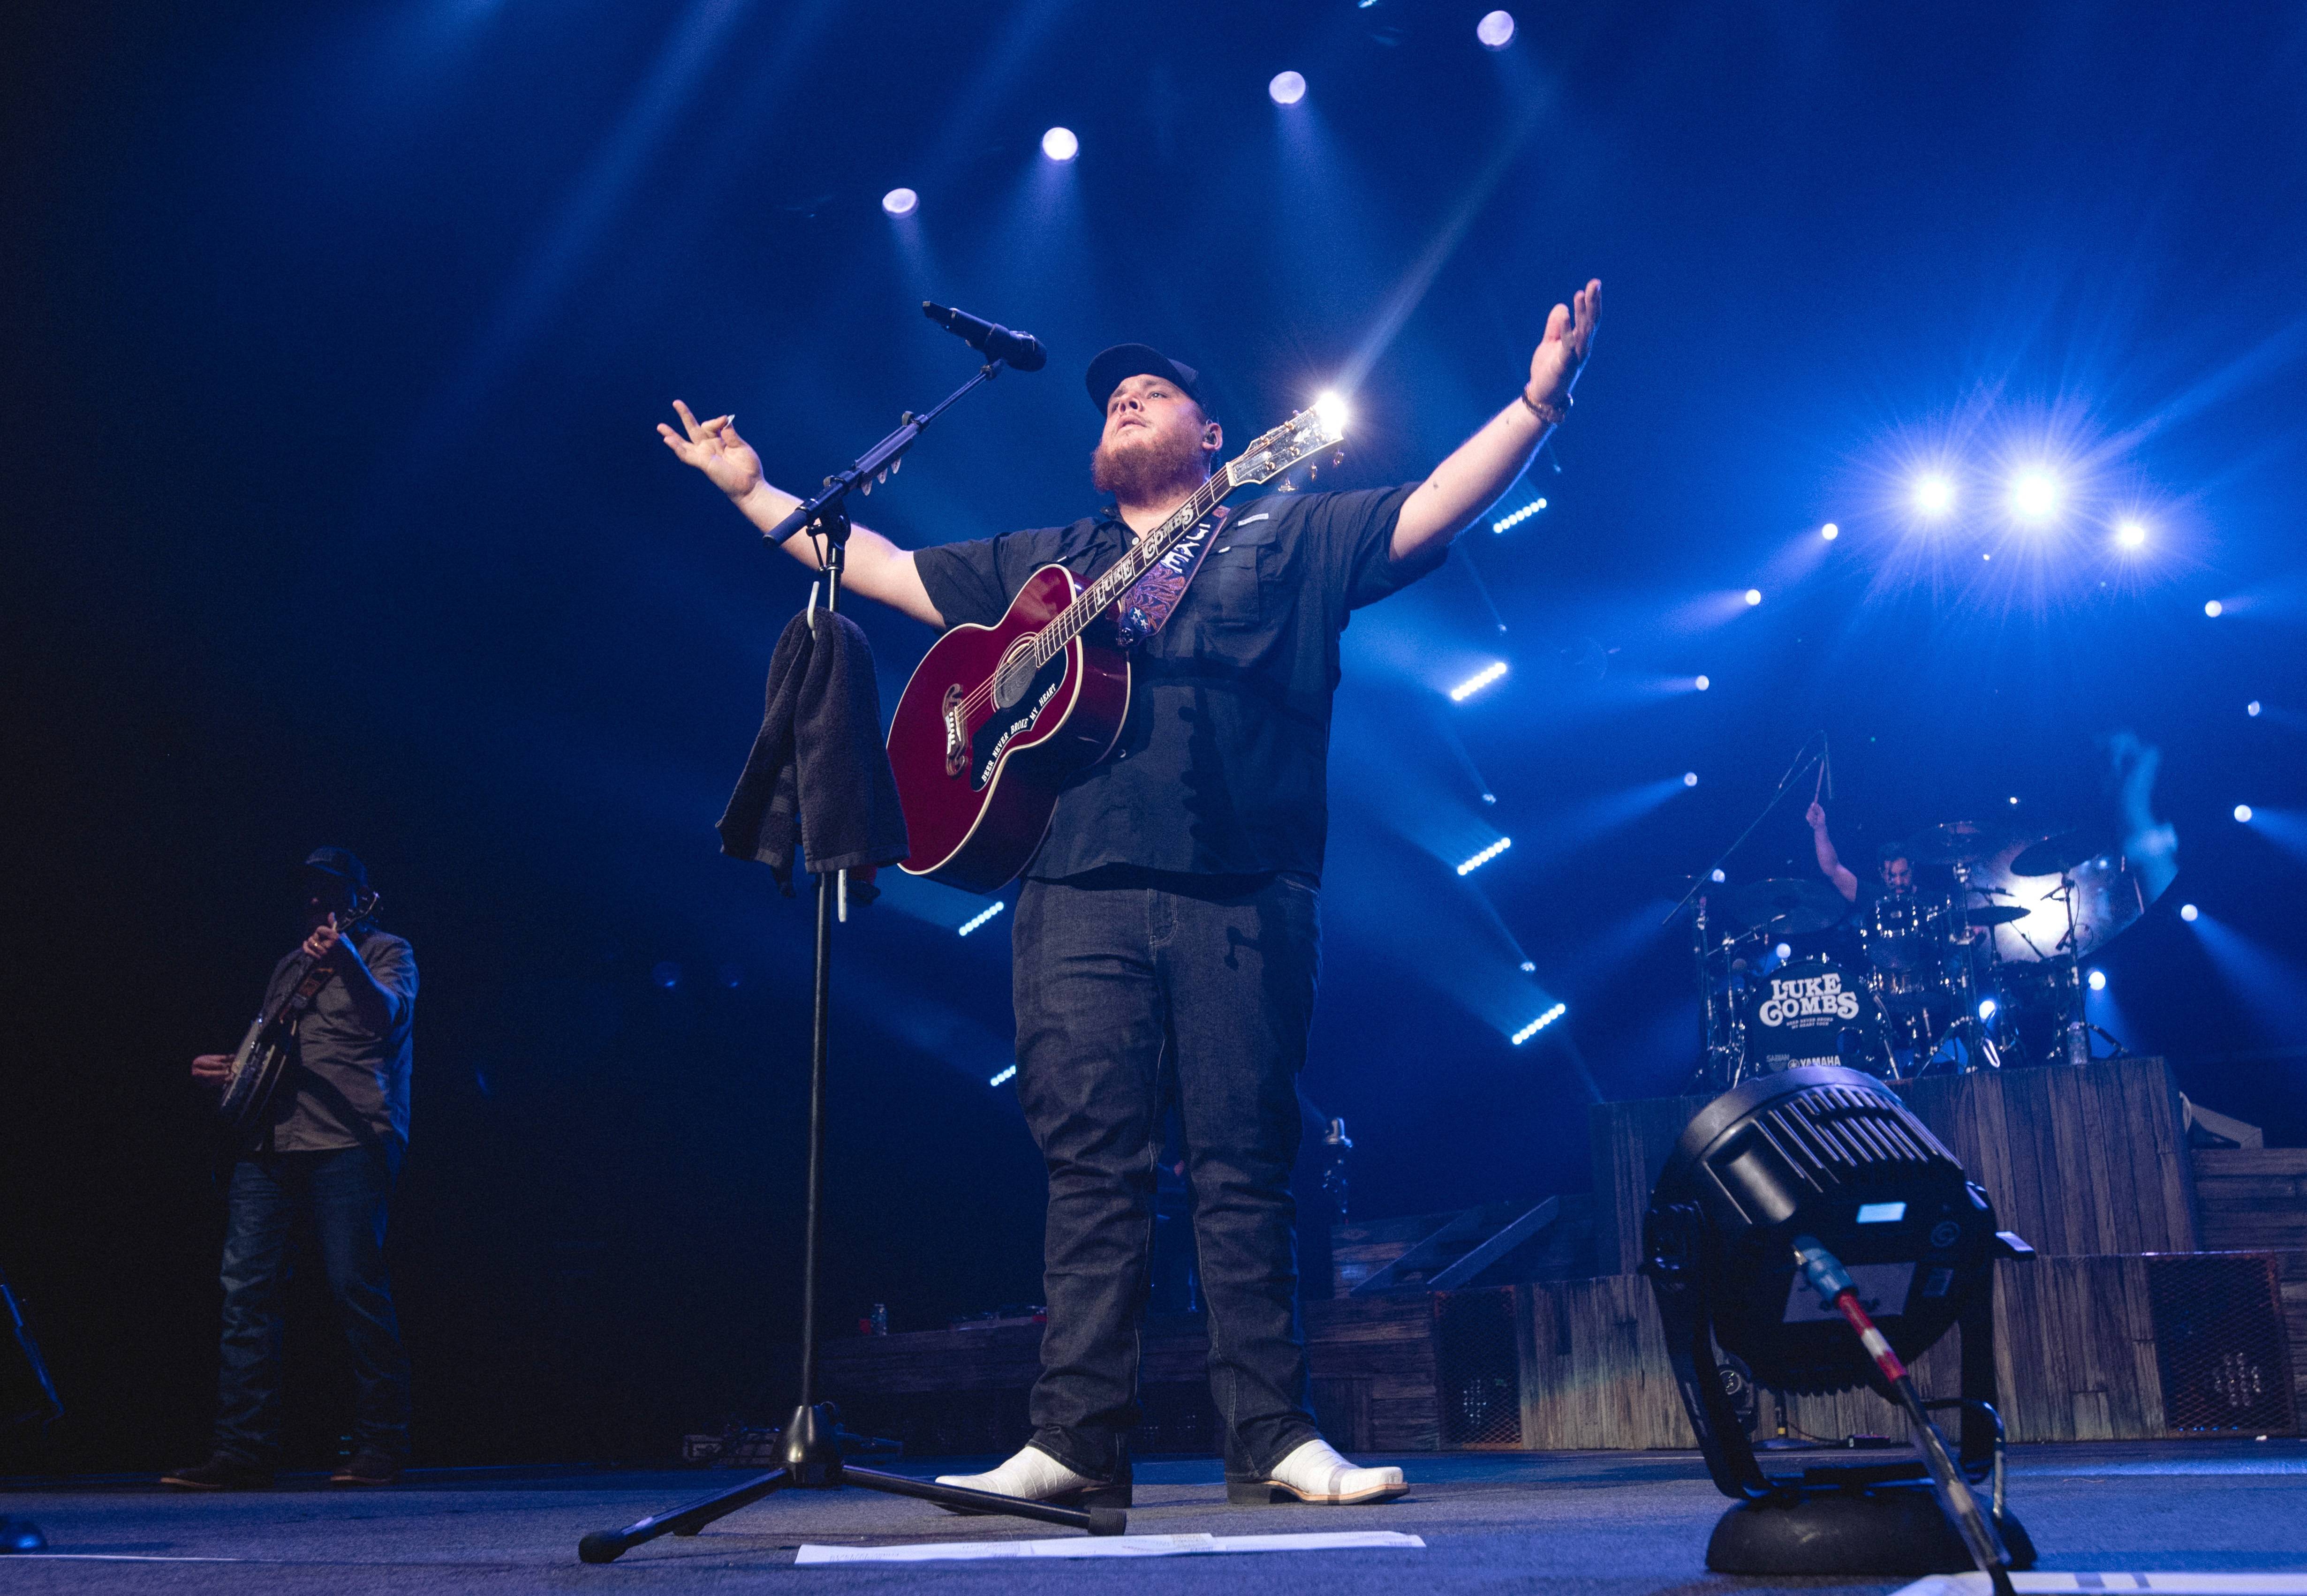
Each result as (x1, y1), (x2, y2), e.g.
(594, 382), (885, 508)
(942, 684), (966, 777)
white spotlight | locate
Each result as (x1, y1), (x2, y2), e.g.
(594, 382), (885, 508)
(2179, 903), (2199, 923)
(1774, 942), (1792, 961)
(1476, 10), (1516, 48)
(2247, 700), (2262, 717)
(1490, 497), (1547, 533)
(2115, 519), (2147, 550)
(1313, 389), (1348, 433)
(2086, 968), (2107, 992)
(1456, 837), (1512, 876)
(1512, 1002), (1566, 1045)
(881, 187), (918, 217)
(958, 901), (1007, 936)
(1040, 127), (1078, 162)
(2009, 469), (2059, 521)
(989, 1064), (1017, 1087)
(2235, 804), (2254, 823)
(1709, 868), (1727, 883)
(1913, 473), (1954, 516)
(1449, 661), (1508, 702)
(1978, 998), (1997, 1021)
(1744, 588), (1762, 606)
(1269, 70), (1307, 105)
(2205, 600), (2224, 617)
(1520, 960), (1536, 973)
(1694, 674), (1711, 692)
(1682, 771), (1699, 787)
(1820, 522), (1840, 541)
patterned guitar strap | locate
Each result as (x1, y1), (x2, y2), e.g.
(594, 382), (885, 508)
(1109, 505), (1233, 648)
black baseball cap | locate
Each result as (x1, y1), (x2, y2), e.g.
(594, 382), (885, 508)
(302, 846), (370, 895)
(1085, 343), (1207, 415)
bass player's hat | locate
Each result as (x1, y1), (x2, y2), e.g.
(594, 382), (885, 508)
(302, 846), (371, 896)
(1085, 344), (1208, 416)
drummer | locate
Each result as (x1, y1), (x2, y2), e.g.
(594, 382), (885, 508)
(1805, 801), (1914, 908)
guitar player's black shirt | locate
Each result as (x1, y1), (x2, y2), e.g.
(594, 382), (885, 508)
(911, 483), (1441, 884)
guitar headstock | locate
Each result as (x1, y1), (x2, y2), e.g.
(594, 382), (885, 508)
(1224, 394), (1348, 490)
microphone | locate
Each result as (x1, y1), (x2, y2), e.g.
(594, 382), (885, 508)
(922, 301), (1047, 371)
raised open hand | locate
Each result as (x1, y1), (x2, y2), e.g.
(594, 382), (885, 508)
(658, 399), (763, 502)
(1526, 278), (1602, 413)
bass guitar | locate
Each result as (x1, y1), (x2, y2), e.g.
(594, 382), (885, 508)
(216, 894), (380, 1140)
(887, 400), (1346, 893)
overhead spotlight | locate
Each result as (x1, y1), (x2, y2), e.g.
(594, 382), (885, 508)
(989, 1064), (1018, 1088)
(651, 961), (681, 990)
(1313, 390), (1348, 432)
(1481, 791), (1497, 805)
(1912, 473), (1954, 516)
(1476, 9), (1515, 48)
(1683, 771), (1700, 787)
(2234, 804), (2254, 823)
(958, 901), (1007, 936)
(1269, 70), (1307, 105)
(1450, 661), (1508, 702)
(1820, 522), (1840, 541)
(2114, 519), (2147, 550)
(1512, 1002), (1566, 1045)
(2179, 903), (2199, 923)
(1520, 959), (1536, 972)
(1744, 589), (1762, 607)
(1978, 997), (1997, 1021)
(2007, 796), (2020, 806)
(2205, 600), (2224, 617)
(1694, 674), (1712, 692)
(2247, 700), (2262, 717)
(1040, 126), (1078, 162)
(2086, 968), (2107, 992)
(1710, 867), (1727, 883)
(1457, 837), (1512, 876)
(1490, 497), (1547, 533)
(1773, 942), (1792, 961)
(881, 187), (918, 217)
(2008, 469), (2059, 522)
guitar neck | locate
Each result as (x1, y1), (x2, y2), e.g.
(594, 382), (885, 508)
(1026, 467), (1239, 669)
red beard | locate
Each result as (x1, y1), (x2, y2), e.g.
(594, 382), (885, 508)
(1090, 422), (1207, 502)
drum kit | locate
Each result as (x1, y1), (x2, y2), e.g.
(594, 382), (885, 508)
(1688, 819), (2151, 1088)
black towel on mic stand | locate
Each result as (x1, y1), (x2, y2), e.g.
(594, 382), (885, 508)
(718, 607), (910, 896)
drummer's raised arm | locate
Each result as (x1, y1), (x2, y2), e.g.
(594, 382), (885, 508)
(1806, 802), (1860, 902)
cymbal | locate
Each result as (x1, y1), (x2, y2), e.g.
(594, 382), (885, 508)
(1972, 838), (2146, 963)
(1904, 820), (2004, 866)
(1959, 904), (2031, 927)
(1722, 877), (1849, 935)
(2009, 829), (2103, 879)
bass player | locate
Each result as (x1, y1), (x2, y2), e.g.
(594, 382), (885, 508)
(657, 278), (1600, 1508)
(164, 848), (418, 1491)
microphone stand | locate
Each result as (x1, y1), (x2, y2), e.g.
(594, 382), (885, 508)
(581, 356), (1125, 1563)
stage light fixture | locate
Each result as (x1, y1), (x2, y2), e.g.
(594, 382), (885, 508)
(2008, 470), (2058, 522)
(2235, 804), (2254, 823)
(1642, 1068), (2035, 1581)
(651, 961), (681, 990)
(2114, 519), (2147, 550)
(1977, 997), (1996, 1021)
(1456, 837), (1512, 875)
(957, 902), (1007, 936)
(1449, 661), (1508, 702)
(2247, 700), (2262, 716)
(1269, 70), (1307, 105)
(1694, 674), (1712, 691)
(1512, 1002), (1566, 1045)
(1520, 960), (1536, 972)
(1481, 791), (1497, 804)
(988, 1064), (1017, 1088)
(1040, 127), (1078, 162)
(1821, 522), (1840, 541)
(2086, 968), (2107, 992)
(1710, 867), (1727, 883)
(881, 187), (918, 217)
(1476, 9), (1516, 48)
(1490, 497), (1547, 533)
(2180, 903), (2199, 923)
(1773, 941), (1792, 961)
(2205, 600), (2224, 617)
(1684, 771), (1700, 787)
(1912, 473), (1954, 516)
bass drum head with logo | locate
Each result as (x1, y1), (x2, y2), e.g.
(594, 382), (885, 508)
(1742, 955), (1884, 1075)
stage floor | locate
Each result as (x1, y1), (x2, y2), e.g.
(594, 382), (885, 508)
(6, 1441), (2306, 1593)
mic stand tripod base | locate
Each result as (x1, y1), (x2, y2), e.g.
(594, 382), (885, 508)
(578, 1402), (1125, 1562)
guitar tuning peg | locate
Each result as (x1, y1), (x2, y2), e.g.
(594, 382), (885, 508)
(1307, 463), (1317, 479)
(862, 479), (872, 495)
(891, 457), (901, 474)
(1331, 450), (1344, 466)
(877, 469), (888, 485)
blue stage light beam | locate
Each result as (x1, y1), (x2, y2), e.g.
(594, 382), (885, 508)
(2183, 910), (2307, 1045)
(2243, 806), (2307, 860)
(1513, 777), (1689, 867)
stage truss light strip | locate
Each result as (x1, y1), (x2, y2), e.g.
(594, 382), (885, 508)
(988, 1064), (1017, 1088)
(1456, 837), (1512, 875)
(1450, 662), (1508, 701)
(958, 902), (1007, 936)
(1490, 497), (1547, 533)
(1512, 1003), (1566, 1045)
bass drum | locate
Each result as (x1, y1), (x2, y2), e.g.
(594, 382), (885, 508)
(1741, 955), (1889, 1076)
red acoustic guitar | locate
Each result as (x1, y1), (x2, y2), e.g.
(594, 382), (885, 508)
(888, 400), (1347, 893)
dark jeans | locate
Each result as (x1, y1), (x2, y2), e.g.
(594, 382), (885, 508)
(213, 1142), (411, 1465)
(1012, 869), (1322, 1482)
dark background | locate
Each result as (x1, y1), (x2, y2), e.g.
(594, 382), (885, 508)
(4, 0), (2303, 1472)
